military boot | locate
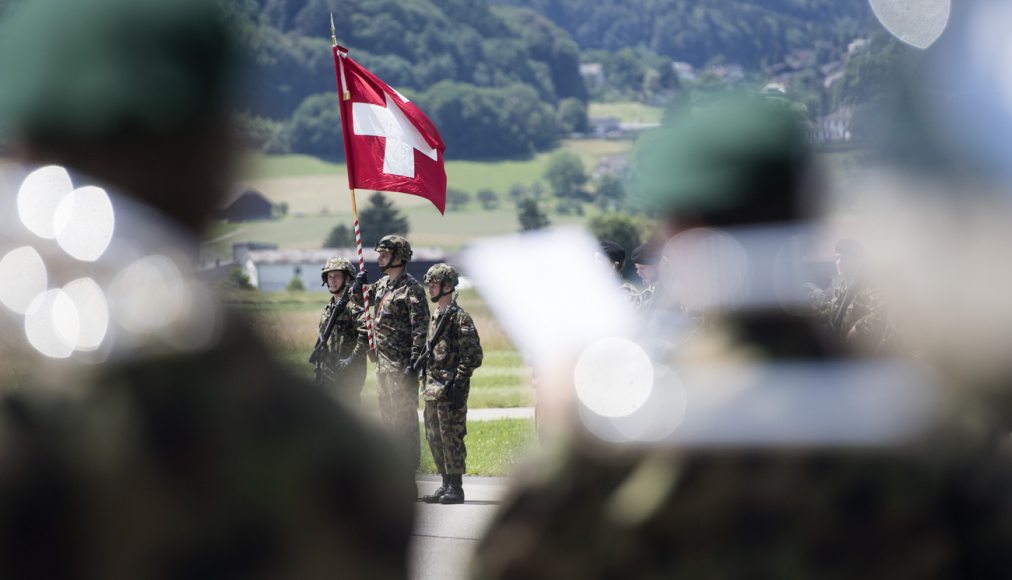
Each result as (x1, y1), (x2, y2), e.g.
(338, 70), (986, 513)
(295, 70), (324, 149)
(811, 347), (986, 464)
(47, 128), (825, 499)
(439, 474), (464, 504)
(421, 474), (450, 503)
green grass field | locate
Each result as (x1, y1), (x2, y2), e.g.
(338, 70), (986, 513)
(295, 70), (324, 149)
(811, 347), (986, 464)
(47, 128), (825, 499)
(236, 290), (535, 409)
(419, 418), (537, 476)
(588, 101), (664, 124)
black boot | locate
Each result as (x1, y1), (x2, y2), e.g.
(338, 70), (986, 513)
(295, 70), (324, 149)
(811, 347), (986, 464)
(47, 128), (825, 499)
(439, 474), (464, 504)
(421, 474), (449, 503)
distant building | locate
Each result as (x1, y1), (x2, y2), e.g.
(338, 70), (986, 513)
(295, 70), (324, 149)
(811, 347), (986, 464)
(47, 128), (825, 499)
(240, 246), (447, 292)
(672, 61), (696, 82)
(218, 188), (273, 222)
(808, 106), (855, 146)
(848, 38), (869, 55)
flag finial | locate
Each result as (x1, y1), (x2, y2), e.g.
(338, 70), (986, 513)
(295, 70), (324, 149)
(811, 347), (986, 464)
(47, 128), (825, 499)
(330, 13), (337, 47)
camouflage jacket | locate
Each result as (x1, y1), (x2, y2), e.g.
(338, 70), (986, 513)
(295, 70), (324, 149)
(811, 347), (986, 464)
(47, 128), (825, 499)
(0, 313), (416, 580)
(471, 313), (1012, 579)
(821, 278), (888, 345)
(421, 302), (483, 401)
(368, 273), (429, 373)
(318, 290), (367, 368)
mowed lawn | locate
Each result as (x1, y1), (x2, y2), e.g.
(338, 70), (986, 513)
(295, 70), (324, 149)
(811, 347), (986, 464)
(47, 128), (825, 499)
(419, 418), (538, 477)
(234, 289), (535, 409)
(588, 101), (665, 124)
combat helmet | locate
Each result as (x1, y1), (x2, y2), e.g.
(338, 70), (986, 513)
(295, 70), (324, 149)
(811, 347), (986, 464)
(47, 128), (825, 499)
(321, 256), (355, 285)
(424, 263), (459, 302)
(375, 235), (412, 265)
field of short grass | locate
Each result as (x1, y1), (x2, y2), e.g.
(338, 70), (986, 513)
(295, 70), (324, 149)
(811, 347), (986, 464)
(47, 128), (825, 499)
(234, 289), (535, 409)
(588, 101), (665, 124)
(419, 418), (537, 476)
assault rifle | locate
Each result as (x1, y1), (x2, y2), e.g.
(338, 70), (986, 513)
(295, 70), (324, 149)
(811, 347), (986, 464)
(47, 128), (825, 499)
(404, 304), (457, 379)
(309, 272), (367, 381)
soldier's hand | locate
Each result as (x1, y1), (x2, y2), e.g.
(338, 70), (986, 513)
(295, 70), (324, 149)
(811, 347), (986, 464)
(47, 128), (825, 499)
(448, 381), (467, 410)
(335, 357), (353, 371)
(356, 270), (368, 286)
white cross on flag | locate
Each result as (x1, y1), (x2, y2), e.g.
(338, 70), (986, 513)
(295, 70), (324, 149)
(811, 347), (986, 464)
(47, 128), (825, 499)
(333, 47), (447, 213)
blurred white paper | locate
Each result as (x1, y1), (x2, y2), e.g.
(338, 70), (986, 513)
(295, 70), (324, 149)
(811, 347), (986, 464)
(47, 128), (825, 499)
(461, 227), (636, 368)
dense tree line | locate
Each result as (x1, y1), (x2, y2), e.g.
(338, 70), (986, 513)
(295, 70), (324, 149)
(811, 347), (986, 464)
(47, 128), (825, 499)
(221, 0), (588, 159)
(492, 0), (873, 69)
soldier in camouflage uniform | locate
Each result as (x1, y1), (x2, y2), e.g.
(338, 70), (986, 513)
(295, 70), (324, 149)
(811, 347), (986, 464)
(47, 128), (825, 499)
(631, 241), (661, 313)
(368, 235), (430, 471)
(418, 264), (484, 505)
(315, 257), (368, 404)
(596, 240), (639, 302)
(0, 1), (416, 578)
(820, 239), (890, 350)
(471, 97), (1012, 579)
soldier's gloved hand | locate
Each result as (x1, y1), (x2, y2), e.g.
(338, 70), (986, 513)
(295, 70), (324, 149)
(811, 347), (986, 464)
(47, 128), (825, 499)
(354, 270), (368, 290)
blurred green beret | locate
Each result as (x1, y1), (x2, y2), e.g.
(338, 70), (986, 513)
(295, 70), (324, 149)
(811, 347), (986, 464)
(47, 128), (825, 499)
(0, 0), (234, 145)
(632, 95), (813, 224)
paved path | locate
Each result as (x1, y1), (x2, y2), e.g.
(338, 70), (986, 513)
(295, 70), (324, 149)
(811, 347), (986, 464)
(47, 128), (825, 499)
(410, 475), (510, 580)
(417, 407), (534, 422)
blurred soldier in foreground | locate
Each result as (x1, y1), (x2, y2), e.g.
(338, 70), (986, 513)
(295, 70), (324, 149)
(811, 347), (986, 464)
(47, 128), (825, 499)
(417, 264), (483, 504)
(631, 241), (660, 312)
(369, 234), (429, 472)
(471, 97), (1012, 578)
(0, 1), (415, 578)
(595, 240), (638, 301)
(311, 257), (368, 404)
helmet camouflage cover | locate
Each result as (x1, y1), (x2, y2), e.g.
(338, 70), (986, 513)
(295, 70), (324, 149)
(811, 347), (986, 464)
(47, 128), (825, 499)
(424, 263), (459, 289)
(321, 256), (355, 283)
(375, 235), (413, 263)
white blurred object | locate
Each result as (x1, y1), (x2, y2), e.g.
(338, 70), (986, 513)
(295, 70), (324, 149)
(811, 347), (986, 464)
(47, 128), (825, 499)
(461, 227), (635, 368)
(24, 289), (79, 359)
(0, 246), (48, 314)
(17, 165), (73, 239)
(869, 0), (950, 49)
(574, 337), (654, 418)
(54, 186), (115, 262)
(582, 360), (941, 447)
(62, 278), (109, 352)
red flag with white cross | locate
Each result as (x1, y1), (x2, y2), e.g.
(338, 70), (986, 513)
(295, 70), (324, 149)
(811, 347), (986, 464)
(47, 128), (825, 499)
(332, 45), (447, 214)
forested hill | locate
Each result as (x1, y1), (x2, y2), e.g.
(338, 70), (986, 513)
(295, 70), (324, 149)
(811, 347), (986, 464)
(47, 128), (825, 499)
(490, 0), (874, 68)
(229, 0), (585, 119)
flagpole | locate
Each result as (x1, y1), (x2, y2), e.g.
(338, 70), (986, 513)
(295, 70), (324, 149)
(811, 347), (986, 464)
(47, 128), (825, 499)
(332, 14), (375, 352)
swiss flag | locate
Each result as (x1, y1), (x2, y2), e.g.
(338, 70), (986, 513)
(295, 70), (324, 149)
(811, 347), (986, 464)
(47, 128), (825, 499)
(333, 46), (447, 214)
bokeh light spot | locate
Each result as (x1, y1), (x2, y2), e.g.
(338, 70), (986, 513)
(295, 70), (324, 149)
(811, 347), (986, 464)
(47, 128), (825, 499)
(574, 337), (654, 418)
(17, 165), (73, 239)
(0, 246), (48, 314)
(63, 278), (109, 351)
(24, 289), (79, 359)
(54, 186), (115, 262)
(869, 0), (950, 49)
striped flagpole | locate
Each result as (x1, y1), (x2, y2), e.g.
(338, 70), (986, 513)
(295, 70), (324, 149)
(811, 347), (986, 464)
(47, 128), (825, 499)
(350, 189), (375, 350)
(332, 15), (375, 350)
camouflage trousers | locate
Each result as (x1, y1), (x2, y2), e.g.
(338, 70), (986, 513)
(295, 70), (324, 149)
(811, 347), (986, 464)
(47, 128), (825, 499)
(423, 401), (467, 475)
(376, 370), (421, 470)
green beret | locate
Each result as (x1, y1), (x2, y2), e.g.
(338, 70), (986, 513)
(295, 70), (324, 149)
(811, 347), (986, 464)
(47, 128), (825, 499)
(0, 0), (234, 145)
(631, 95), (812, 223)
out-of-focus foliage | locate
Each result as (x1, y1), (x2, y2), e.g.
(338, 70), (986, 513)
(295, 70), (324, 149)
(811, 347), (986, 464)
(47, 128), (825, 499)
(517, 198), (550, 231)
(220, 0), (586, 158)
(359, 193), (409, 246)
(491, 0), (872, 69)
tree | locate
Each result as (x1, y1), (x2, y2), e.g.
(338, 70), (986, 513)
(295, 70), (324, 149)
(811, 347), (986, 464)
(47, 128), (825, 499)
(286, 274), (305, 291)
(477, 189), (500, 210)
(220, 266), (255, 291)
(595, 173), (625, 211)
(359, 192), (409, 247)
(587, 212), (646, 277)
(323, 224), (354, 248)
(544, 151), (588, 199)
(517, 199), (550, 232)
(508, 183), (527, 204)
(272, 202), (289, 219)
(557, 98), (589, 134)
(447, 188), (471, 211)
(288, 93), (347, 159)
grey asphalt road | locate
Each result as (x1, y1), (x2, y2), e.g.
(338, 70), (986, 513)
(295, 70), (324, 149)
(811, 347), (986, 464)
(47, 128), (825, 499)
(409, 475), (510, 580)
